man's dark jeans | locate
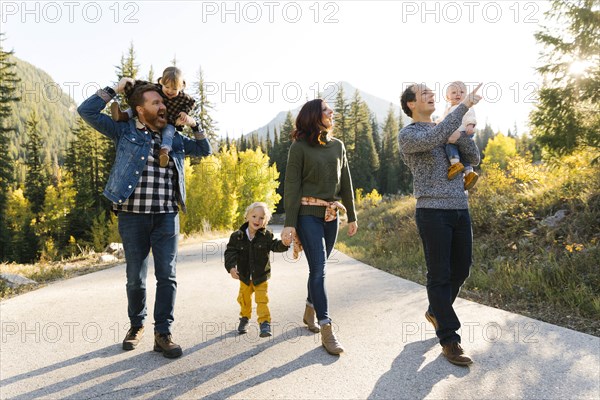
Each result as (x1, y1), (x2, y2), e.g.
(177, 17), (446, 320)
(118, 212), (179, 334)
(415, 208), (472, 345)
(296, 215), (339, 324)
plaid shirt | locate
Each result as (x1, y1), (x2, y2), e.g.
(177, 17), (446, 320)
(158, 85), (196, 131)
(113, 128), (179, 214)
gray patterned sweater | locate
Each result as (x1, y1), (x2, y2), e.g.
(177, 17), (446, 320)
(398, 104), (480, 209)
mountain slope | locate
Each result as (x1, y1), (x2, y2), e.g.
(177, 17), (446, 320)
(6, 55), (77, 182)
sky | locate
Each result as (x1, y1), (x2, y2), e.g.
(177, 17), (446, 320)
(1, 0), (552, 137)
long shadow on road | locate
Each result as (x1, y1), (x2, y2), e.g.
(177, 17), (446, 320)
(6, 326), (325, 399)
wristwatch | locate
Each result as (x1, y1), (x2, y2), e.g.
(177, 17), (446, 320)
(103, 86), (117, 97)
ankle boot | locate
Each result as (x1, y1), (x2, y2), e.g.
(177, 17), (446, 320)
(321, 323), (344, 355)
(303, 305), (320, 333)
(159, 147), (170, 167)
(110, 102), (130, 122)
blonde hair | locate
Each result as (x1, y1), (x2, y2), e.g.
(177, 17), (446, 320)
(159, 66), (185, 88)
(244, 202), (272, 225)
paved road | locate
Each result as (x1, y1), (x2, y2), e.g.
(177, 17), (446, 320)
(1, 228), (599, 399)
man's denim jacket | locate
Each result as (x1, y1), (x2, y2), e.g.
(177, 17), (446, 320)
(77, 89), (212, 212)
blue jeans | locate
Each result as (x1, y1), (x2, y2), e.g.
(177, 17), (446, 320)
(415, 208), (472, 345)
(296, 215), (339, 324)
(445, 142), (471, 169)
(161, 124), (175, 151)
(118, 212), (179, 334)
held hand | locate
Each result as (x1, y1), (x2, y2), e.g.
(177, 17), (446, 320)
(466, 124), (475, 135)
(447, 130), (462, 144)
(176, 112), (196, 127)
(461, 83), (483, 108)
(116, 77), (135, 94)
(281, 227), (296, 246)
(230, 267), (239, 280)
(347, 221), (358, 237)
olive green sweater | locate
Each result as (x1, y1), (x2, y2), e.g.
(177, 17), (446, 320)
(283, 137), (356, 227)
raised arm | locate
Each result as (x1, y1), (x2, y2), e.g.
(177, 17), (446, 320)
(77, 78), (134, 141)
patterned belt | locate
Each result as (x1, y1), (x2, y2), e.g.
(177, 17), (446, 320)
(292, 197), (346, 259)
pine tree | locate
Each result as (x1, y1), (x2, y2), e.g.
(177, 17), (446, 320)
(147, 64), (155, 83)
(271, 112), (294, 213)
(114, 42), (139, 111)
(333, 86), (350, 149)
(476, 123), (495, 162)
(65, 118), (110, 245)
(530, 0), (600, 156)
(370, 113), (381, 155)
(191, 66), (218, 143)
(115, 42), (139, 81)
(346, 91), (379, 191)
(24, 111), (49, 215)
(0, 33), (20, 260)
(379, 105), (400, 194)
(265, 126), (273, 156)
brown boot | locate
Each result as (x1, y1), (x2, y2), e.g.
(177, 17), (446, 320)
(442, 342), (473, 366)
(303, 305), (320, 333)
(159, 147), (170, 168)
(321, 323), (344, 355)
(464, 171), (479, 190)
(154, 332), (183, 358)
(448, 162), (465, 180)
(425, 311), (438, 331)
(110, 102), (130, 122)
(122, 325), (144, 350)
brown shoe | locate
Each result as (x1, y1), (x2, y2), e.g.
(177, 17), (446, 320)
(110, 102), (130, 122)
(448, 162), (465, 180)
(159, 147), (170, 168)
(464, 171), (479, 190)
(154, 332), (183, 358)
(425, 311), (438, 331)
(321, 323), (344, 355)
(122, 325), (144, 350)
(442, 342), (473, 366)
(303, 305), (320, 333)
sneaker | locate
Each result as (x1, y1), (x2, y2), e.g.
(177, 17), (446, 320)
(425, 311), (439, 331)
(238, 317), (249, 334)
(153, 332), (183, 358)
(122, 325), (144, 350)
(464, 171), (479, 190)
(442, 342), (473, 366)
(110, 102), (129, 122)
(448, 162), (465, 180)
(259, 321), (272, 337)
(159, 147), (170, 168)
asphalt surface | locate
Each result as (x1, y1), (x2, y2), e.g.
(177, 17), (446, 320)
(1, 226), (599, 399)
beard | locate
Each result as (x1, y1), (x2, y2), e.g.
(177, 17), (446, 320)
(141, 110), (167, 130)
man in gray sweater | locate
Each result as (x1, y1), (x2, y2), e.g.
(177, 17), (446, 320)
(398, 83), (482, 366)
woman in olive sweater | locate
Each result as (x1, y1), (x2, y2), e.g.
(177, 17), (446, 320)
(281, 99), (358, 355)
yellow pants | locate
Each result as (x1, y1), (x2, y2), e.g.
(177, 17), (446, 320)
(238, 281), (270, 324)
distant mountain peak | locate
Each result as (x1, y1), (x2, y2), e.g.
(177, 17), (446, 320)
(243, 81), (406, 140)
